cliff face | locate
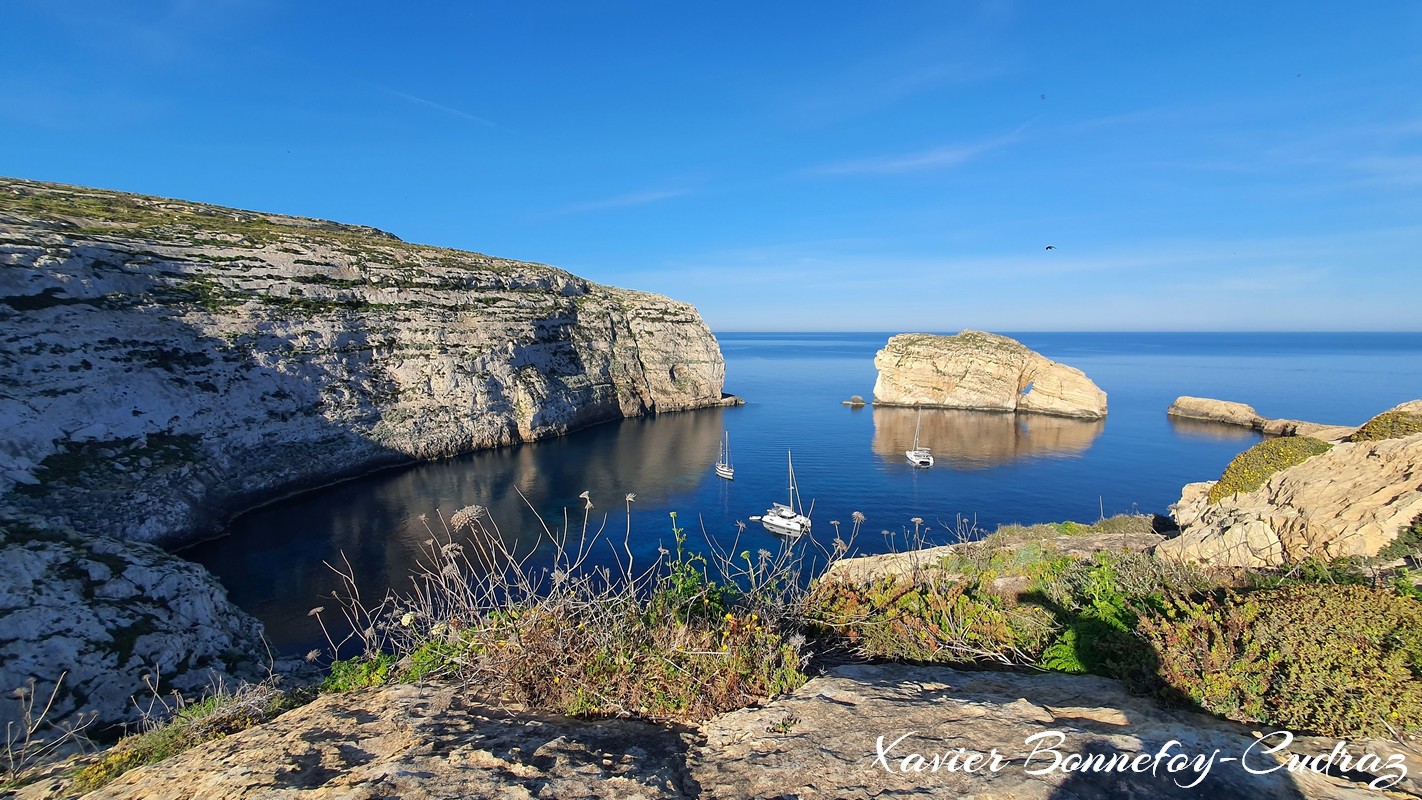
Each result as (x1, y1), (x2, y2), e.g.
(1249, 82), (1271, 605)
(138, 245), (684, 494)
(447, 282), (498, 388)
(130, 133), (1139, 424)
(872, 331), (1107, 419)
(0, 178), (726, 546)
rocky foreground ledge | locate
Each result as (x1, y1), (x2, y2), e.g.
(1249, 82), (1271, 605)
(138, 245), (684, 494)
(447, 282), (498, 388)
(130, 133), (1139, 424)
(24, 665), (1413, 800)
(872, 331), (1107, 419)
(0, 177), (727, 548)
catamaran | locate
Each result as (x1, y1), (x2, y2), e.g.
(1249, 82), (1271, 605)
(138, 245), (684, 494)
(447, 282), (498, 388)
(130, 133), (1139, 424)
(756, 451), (811, 538)
(905, 409), (934, 467)
(714, 431), (734, 480)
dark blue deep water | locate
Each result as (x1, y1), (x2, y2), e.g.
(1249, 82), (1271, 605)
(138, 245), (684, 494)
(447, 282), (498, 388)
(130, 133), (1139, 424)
(182, 332), (1422, 652)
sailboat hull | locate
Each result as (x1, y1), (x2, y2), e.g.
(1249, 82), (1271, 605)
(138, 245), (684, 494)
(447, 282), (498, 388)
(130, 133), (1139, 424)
(715, 431), (734, 479)
(761, 503), (809, 537)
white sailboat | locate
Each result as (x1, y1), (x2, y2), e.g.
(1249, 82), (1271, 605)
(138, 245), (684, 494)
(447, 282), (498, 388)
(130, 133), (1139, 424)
(714, 431), (734, 480)
(905, 409), (934, 467)
(759, 451), (811, 538)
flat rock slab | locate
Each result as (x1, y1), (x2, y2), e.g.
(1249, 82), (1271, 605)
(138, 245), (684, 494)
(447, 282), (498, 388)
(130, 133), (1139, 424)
(692, 664), (1417, 799)
(69, 684), (698, 800)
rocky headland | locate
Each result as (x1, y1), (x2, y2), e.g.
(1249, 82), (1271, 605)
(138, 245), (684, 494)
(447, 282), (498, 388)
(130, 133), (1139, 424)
(872, 331), (1107, 419)
(0, 177), (728, 734)
(1167, 396), (1357, 441)
(1159, 400), (1422, 568)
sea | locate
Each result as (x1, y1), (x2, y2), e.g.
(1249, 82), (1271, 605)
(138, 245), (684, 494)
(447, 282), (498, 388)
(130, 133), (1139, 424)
(180, 331), (1422, 653)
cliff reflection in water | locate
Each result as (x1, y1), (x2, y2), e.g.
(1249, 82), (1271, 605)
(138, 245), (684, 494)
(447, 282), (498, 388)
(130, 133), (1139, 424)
(183, 410), (726, 652)
(871, 406), (1105, 469)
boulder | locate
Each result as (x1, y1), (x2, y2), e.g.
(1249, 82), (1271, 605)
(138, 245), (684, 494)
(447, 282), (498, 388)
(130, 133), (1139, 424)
(873, 331), (1106, 419)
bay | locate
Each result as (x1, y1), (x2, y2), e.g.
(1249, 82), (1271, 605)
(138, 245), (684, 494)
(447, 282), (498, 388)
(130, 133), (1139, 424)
(181, 331), (1422, 653)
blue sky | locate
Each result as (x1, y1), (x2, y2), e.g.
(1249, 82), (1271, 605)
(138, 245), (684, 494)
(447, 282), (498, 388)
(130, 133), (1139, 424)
(3, 2), (1420, 331)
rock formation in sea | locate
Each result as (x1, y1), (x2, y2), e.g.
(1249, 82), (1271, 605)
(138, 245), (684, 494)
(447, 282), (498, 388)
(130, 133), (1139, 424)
(1159, 400), (1422, 567)
(0, 177), (728, 548)
(872, 331), (1107, 419)
(1167, 395), (1357, 440)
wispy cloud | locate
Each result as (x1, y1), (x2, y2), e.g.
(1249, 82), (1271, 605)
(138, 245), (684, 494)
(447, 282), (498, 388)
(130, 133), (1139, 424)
(553, 188), (690, 216)
(1347, 155), (1422, 187)
(806, 125), (1028, 177)
(384, 88), (495, 127)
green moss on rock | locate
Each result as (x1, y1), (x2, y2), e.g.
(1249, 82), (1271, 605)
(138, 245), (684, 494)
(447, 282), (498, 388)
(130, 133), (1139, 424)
(1206, 436), (1332, 504)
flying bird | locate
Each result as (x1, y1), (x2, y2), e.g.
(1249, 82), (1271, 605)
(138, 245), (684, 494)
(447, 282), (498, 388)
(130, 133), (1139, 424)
(1044, 245), (1056, 250)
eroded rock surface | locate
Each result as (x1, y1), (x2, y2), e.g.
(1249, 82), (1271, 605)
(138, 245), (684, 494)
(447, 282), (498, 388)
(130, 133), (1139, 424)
(0, 521), (266, 734)
(41, 667), (1415, 799)
(1160, 403), (1422, 567)
(873, 331), (1107, 419)
(0, 178), (727, 547)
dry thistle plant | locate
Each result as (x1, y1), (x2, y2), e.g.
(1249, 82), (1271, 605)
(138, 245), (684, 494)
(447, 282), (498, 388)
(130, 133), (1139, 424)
(3, 672), (95, 789)
(317, 490), (851, 722)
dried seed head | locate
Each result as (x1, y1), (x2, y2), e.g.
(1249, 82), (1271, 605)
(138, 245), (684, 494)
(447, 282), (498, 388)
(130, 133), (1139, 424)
(449, 505), (487, 532)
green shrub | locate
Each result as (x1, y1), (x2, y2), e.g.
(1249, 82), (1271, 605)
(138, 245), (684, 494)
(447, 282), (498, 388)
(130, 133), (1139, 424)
(1034, 551), (1210, 682)
(1136, 583), (1422, 737)
(321, 653), (397, 693)
(1350, 411), (1422, 442)
(806, 575), (1055, 664)
(1207, 436), (1332, 504)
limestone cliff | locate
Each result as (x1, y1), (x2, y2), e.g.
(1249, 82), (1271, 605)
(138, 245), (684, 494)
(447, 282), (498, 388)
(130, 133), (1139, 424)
(0, 178), (727, 547)
(1160, 401), (1422, 567)
(872, 331), (1107, 419)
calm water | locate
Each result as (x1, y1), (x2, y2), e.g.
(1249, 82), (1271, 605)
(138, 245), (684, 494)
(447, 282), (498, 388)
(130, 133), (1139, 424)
(182, 332), (1422, 652)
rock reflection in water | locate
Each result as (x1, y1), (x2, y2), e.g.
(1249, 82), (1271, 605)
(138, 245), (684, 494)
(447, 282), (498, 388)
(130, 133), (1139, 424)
(1166, 415), (1260, 441)
(871, 406), (1104, 470)
(182, 410), (726, 652)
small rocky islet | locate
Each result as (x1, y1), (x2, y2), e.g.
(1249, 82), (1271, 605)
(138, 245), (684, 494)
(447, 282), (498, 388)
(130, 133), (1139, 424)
(4, 179), (1422, 798)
